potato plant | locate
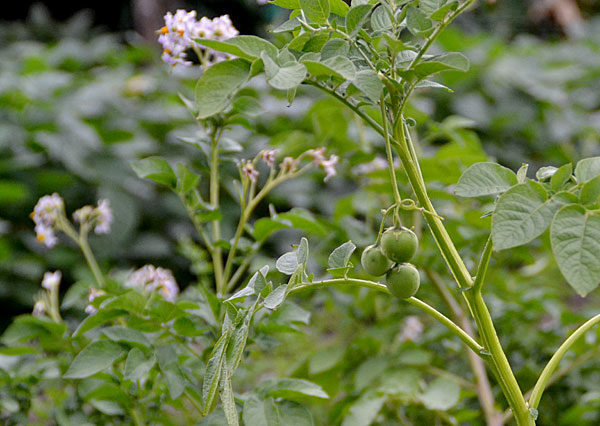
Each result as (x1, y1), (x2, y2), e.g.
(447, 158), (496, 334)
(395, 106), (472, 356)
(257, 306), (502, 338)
(1, 1), (600, 425)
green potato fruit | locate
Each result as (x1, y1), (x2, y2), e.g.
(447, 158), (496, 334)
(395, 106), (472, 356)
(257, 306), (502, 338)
(361, 244), (393, 276)
(386, 263), (420, 299)
(381, 226), (418, 263)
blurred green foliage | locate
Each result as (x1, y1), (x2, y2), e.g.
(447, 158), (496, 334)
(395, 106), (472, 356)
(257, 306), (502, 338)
(1, 3), (600, 425)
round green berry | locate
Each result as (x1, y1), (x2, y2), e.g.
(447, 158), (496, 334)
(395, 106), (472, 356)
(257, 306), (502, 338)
(361, 244), (393, 276)
(381, 227), (418, 263)
(386, 263), (420, 299)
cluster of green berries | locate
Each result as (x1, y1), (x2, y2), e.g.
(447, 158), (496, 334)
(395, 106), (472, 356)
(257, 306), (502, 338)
(361, 227), (420, 299)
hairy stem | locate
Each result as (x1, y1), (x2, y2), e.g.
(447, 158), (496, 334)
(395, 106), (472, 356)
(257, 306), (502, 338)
(529, 314), (600, 410)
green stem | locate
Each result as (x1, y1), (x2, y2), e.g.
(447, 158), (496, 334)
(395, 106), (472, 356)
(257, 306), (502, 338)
(529, 314), (600, 410)
(380, 94), (403, 211)
(78, 228), (106, 288)
(209, 129), (224, 296)
(289, 278), (483, 353)
(473, 235), (493, 294)
(393, 119), (532, 424)
(130, 407), (144, 426)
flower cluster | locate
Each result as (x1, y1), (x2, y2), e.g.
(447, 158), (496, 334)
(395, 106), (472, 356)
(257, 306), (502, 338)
(85, 288), (106, 315)
(31, 193), (64, 248)
(158, 10), (238, 67)
(128, 265), (179, 302)
(241, 160), (260, 183)
(307, 148), (339, 181)
(73, 199), (113, 235)
(41, 271), (61, 291)
(261, 149), (278, 168)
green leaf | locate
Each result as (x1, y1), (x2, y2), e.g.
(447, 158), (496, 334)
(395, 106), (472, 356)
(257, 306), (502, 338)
(371, 5), (392, 31)
(226, 306), (254, 372)
(64, 340), (126, 379)
(271, 0), (301, 8)
(264, 285), (288, 310)
(300, 0), (330, 24)
(413, 52), (470, 77)
(273, 16), (302, 33)
(406, 6), (433, 37)
(203, 332), (230, 412)
(276, 252), (299, 275)
(196, 36), (278, 61)
(258, 378), (329, 401)
(261, 52), (307, 90)
(551, 205), (600, 296)
(551, 163), (573, 192)
(1, 315), (66, 345)
(176, 163), (200, 195)
(243, 397), (314, 426)
(328, 241), (356, 269)
(73, 309), (127, 338)
(418, 377), (460, 411)
(156, 344), (187, 400)
(303, 56), (356, 80)
(352, 70), (383, 103)
(345, 4), (372, 36)
(102, 326), (150, 347)
(131, 156), (176, 188)
(536, 166), (558, 181)
(195, 59), (251, 119)
(253, 217), (291, 241)
(124, 348), (156, 381)
(341, 390), (386, 426)
(219, 369), (238, 426)
(320, 40), (349, 61)
(308, 347), (345, 375)
(330, 0), (350, 16)
(492, 183), (574, 250)
(575, 157), (600, 183)
(297, 237), (309, 264)
(581, 175), (600, 205)
(455, 162), (517, 197)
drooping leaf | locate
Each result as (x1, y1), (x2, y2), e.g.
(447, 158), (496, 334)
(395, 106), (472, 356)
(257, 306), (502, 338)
(455, 162), (517, 197)
(131, 156), (176, 188)
(261, 52), (307, 90)
(492, 183), (574, 250)
(195, 59), (252, 119)
(551, 205), (600, 296)
(64, 340), (126, 379)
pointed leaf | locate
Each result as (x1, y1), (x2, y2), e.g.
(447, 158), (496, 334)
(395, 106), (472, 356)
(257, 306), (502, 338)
(131, 157), (176, 188)
(195, 36), (278, 61)
(455, 162), (517, 197)
(328, 241), (356, 269)
(261, 52), (307, 90)
(575, 157), (600, 183)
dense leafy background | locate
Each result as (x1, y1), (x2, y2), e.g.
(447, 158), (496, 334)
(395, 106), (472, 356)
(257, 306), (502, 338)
(1, 2), (600, 425)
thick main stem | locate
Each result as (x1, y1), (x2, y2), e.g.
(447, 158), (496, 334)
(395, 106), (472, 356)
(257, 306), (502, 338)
(392, 119), (533, 425)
